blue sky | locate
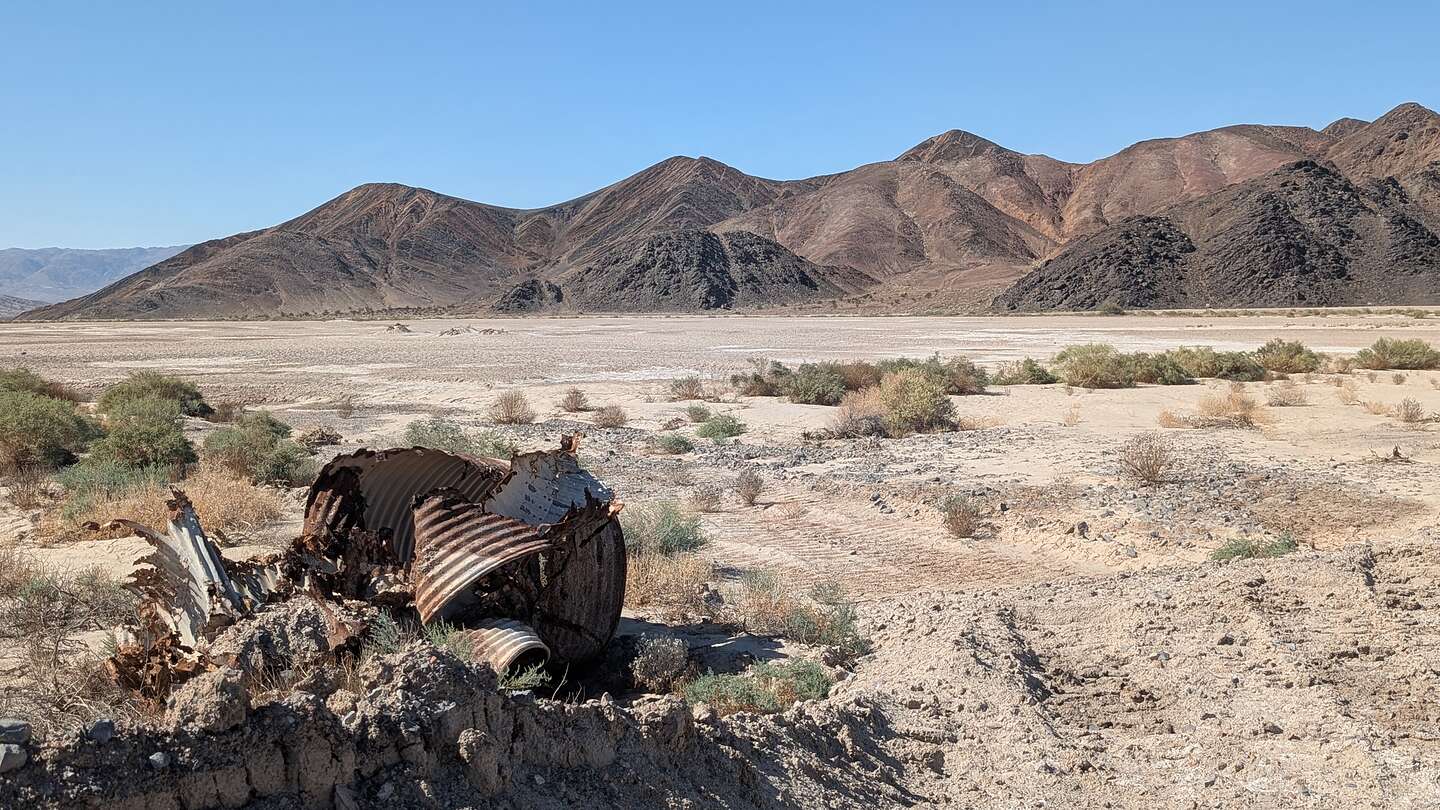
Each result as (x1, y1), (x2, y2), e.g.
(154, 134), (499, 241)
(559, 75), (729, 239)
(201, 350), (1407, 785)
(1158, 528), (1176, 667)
(2, 1), (1435, 249)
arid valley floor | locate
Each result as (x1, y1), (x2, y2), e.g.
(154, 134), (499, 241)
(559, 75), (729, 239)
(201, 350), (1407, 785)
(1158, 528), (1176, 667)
(3, 313), (1440, 808)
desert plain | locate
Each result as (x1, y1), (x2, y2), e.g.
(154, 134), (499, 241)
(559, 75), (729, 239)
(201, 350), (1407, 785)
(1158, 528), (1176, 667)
(3, 311), (1440, 808)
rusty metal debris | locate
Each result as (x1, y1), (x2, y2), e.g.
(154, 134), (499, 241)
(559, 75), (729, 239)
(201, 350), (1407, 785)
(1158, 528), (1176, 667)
(103, 435), (624, 700)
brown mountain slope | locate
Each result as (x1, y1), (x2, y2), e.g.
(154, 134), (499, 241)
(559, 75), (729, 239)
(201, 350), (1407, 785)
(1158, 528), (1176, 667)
(717, 160), (1056, 287)
(23, 102), (1440, 319)
(993, 161), (1440, 310)
(1324, 103), (1440, 181)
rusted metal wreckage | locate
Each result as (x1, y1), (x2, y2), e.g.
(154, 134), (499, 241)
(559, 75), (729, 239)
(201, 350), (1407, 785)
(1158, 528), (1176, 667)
(106, 435), (625, 701)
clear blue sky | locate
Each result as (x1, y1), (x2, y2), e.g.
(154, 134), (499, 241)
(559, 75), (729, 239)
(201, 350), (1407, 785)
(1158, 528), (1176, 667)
(2, 1), (1435, 249)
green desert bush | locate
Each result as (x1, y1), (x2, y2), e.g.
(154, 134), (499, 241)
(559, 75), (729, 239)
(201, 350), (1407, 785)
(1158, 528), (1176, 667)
(1209, 351), (1267, 382)
(1253, 339), (1321, 374)
(622, 501), (709, 556)
(876, 369), (956, 435)
(1052, 344), (1133, 389)
(684, 404), (712, 423)
(54, 459), (171, 518)
(88, 396), (196, 470)
(991, 358), (1057, 386)
(696, 413), (747, 440)
(98, 371), (212, 418)
(684, 659), (832, 716)
(876, 355), (987, 395)
(1354, 338), (1440, 370)
(1123, 352), (1194, 385)
(829, 361), (884, 392)
(650, 434), (695, 455)
(781, 363), (847, 406)
(1211, 533), (1299, 561)
(668, 376), (707, 401)
(402, 417), (516, 458)
(0, 368), (81, 403)
(0, 390), (101, 470)
(203, 411), (317, 486)
(730, 359), (793, 397)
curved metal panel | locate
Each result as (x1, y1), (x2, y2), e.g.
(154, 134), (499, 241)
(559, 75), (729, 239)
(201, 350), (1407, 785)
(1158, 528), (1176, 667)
(533, 516), (627, 663)
(411, 488), (554, 623)
(455, 618), (549, 674)
(303, 447), (505, 562)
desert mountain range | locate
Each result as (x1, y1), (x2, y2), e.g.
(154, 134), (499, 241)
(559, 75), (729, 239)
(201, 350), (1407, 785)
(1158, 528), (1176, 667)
(20, 102), (1440, 320)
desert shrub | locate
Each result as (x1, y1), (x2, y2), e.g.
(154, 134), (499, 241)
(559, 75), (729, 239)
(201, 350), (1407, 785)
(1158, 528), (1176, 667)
(668, 376), (707, 401)
(684, 659), (831, 716)
(624, 551), (715, 610)
(1096, 299), (1126, 315)
(487, 390), (536, 424)
(830, 361), (884, 391)
(622, 501), (708, 556)
(1119, 432), (1173, 484)
(0, 390), (101, 470)
(730, 359), (792, 397)
(1392, 373), (1407, 385)
(781, 363), (847, 406)
(688, 485), (723, 512)
(1392, 398), (1429, 424)
(498, 663), (551, 691)
(652, 434), (695, 455)
(1354, 338), (1440, 370)
(1254, 339), (1320, 373)
(1361, 400), (1388, 415)
(0, 552), (138, 739)
(829, 388), (888, 438)
(296, 425), (342, 450)
(45, 464), (285, 545)
(0, 367), (80, 402)
(402, 418), (516, 458)
(333, 394), (356, 419)
(208, 401), (248, 423)
(734, 470), (763, 506)
(734, 573), (870, 659)
(684, 404), (712, 423)
(876, 369), (955, 435)
(1210, 352), (1266, 382)
(203, 411), (316, 486)
(592, 405), (628, 428)
(98, 371), (212, 418)
(88, 396), (196, 470)
(1265, 380), (1308, 406)
(877, 355), (987, 395)
(1211, 533), (1299, 561)
(1191, 391), (1265, 428)
(422, 620), (475, 660)
(1052, 344), (1133, 389)
(1336, 380), (1360, 405)
(559, 388), (589, 412)
(1165, 347), (1221, 379)
(631, 636), (690, 692)
(991, 358), (1057, 386)
(363, 611), (405, 658)
(938, 494), (981, 537)
(1124, 353), (1194, 385)
(696, 414), (747, 440)
(1320, 355), (1356, 374)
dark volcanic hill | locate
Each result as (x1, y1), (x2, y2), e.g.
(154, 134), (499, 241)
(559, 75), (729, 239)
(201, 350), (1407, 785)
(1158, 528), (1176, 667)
(993, 160), (1440, 310)
(22, 101), (1440, 319)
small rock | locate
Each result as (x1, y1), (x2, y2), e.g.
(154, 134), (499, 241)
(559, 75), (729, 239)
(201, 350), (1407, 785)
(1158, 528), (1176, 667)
(0, 719), (30, 745)
(1263, 722), (1283, 735)
(87, 718), (115, 744)
(0, 744), (29, 774)
(148, 751), (171, 769)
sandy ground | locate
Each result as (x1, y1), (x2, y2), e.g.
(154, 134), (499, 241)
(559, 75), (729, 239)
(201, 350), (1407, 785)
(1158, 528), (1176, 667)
(3, 313), (1439, 596)
(4, 314), (1440, 807)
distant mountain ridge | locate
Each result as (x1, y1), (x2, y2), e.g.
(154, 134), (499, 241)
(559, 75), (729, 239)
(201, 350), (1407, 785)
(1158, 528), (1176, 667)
(20, 101), (1440, 320)
(0, 245), (188, 303)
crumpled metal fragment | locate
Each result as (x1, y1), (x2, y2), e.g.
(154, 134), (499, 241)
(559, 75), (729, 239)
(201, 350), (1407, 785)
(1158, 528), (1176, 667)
(104, 436), (625, 699)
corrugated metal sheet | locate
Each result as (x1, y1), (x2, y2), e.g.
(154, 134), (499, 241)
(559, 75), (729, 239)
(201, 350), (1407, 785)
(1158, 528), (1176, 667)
(411, 488), (554, 623)
(534, 516), (626, 663)
(112, 490), (244, 647)
(483, 446), (613, 527)
(304, 448), (505, 563)
(454, 618), (549, 674)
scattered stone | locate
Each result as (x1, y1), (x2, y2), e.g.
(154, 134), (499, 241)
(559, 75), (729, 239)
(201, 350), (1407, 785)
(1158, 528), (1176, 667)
(148, 752), (170, 770)
(86, 719), (115, 744)
(0, 720), (29, 746)
(0, 744), (26, 774)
